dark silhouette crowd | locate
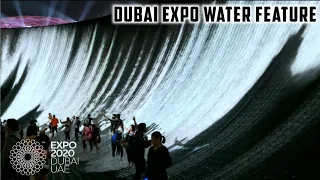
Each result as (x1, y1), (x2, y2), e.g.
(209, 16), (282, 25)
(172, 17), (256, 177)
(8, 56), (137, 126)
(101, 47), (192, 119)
(1, 118), (50, 180)
(1, 112), (172, 180)
(103, 113), (172, 180)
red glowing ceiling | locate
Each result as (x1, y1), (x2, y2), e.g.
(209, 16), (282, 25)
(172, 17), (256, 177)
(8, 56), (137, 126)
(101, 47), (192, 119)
(0, 16), (74, 29)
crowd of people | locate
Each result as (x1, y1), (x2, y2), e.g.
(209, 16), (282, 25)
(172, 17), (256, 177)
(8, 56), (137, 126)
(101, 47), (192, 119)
(1, 112), (172, 180)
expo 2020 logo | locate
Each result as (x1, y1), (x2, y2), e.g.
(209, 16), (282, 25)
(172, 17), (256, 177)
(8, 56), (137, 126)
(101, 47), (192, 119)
(9, 139), (47, 176)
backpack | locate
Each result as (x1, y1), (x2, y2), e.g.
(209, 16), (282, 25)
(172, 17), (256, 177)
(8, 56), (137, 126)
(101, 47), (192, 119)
(84, 118), (88, 125)
(111, 131), (118, 144)
(84, 118), (92, 125)
(111, 130), (121, 144)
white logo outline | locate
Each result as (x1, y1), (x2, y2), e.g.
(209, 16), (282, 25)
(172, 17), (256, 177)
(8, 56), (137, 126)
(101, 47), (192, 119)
(9, 139), (47, 176)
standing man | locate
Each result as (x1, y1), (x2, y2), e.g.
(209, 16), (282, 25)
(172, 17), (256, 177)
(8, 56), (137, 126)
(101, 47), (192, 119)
(60, 118), (72, 141)
(85, 114), (93, 126)
(74, 117), (82, 141)
(51, 115), (59, 137)
(132, 123), (151, 180)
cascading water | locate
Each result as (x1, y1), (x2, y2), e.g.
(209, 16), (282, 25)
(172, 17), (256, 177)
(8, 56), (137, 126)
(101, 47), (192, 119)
(1, 1), (320, 179)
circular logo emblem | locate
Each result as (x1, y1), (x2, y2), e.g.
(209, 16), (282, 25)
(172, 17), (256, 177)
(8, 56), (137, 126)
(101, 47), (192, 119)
(9, 139), (47, 176)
